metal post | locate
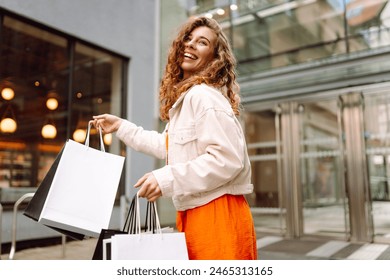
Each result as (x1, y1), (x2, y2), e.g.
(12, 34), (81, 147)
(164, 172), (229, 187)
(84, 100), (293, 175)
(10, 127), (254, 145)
(61, 235), (66, 258)
(8, 193), (34, 260)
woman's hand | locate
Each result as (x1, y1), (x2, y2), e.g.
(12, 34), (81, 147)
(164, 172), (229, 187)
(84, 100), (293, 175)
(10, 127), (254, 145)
(92, 114), (123, 133)
(135, 172), (162, 202)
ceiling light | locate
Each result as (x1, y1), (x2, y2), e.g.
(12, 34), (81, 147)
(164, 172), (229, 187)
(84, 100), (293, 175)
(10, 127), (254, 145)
(230, 4), (238, 11)
(1, 87), (15, 100)
(103, 133), (112, 145)
(41, 124), (57, 139)
(217, 8), (225, 15)
(73, 128), (87, 143)
(46, 97), (59, 110)
(0, 117), (17, 133)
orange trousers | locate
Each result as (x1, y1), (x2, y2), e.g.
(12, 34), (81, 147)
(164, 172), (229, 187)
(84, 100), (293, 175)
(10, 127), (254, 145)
(176, 194), (257, 260)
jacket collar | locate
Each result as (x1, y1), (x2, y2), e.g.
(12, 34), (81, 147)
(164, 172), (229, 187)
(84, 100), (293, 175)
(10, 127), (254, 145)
(171, 85), (196, 110)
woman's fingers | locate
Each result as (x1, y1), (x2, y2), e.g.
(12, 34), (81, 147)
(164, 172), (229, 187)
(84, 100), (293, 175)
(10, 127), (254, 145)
(91, 115), (106, 131)
(135, 173), (162, 201)
(134, 173), (148, 188)
(146, 193), (159, 202)
(91, 114), (121, 133)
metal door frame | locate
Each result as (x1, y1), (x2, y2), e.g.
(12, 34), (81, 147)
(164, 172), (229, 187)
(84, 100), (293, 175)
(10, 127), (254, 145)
(279, 102), (302, 238)
(245, 104), (287, 235)
(340, 92), (373, 242)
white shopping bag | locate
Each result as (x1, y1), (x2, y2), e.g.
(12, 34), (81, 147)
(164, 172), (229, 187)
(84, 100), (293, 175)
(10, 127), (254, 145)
(108, 193), (189, 260)
(38, 122), (125, 237)
(110, 232), (188, 260)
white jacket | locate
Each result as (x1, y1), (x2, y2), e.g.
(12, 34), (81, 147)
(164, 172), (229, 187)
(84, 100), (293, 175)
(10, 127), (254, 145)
(116, 84), (253, 211)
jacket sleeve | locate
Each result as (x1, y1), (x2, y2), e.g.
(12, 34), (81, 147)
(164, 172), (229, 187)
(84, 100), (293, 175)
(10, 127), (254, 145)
(152, 90), (246, 198)
(116, 120), (166, 159)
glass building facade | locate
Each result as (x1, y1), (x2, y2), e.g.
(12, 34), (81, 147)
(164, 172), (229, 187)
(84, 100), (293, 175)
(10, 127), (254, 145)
(162, 0), (390, 75)
(161, 0), (390, 243)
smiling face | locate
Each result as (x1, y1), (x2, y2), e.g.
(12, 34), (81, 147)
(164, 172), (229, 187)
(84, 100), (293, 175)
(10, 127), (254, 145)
(181, 26), (217, 79)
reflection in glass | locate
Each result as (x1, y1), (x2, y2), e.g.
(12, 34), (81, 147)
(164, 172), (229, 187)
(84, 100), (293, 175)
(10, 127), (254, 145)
(347, 0), (390, 51)
(163, 0), (390, 75)
(72, 43), (123, 152)
(298, 100), (349, 237)
(244, 110), (285, 234)
(364, 93), (390, 241)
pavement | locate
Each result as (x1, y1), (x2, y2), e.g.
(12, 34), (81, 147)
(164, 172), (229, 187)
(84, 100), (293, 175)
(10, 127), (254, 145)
(1, 237), (98, 260)
(1, 234), (390, 260)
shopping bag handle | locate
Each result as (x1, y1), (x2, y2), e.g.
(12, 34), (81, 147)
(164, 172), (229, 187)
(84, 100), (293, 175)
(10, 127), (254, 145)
(135, 191), (162, 235)
(85, 120), (105, 152)
(122, 192), (162, 235)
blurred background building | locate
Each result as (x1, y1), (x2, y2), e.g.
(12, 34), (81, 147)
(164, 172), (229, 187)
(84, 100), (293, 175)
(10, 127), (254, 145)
(1, 0), (390, 251)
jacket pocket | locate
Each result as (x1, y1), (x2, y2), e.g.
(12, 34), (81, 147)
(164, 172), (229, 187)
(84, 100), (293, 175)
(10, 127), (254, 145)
(172, 126), (198, 162)
(174, 127), (197, 144)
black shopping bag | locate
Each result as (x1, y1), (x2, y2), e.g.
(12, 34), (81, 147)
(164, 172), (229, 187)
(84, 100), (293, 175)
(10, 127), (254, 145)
(92, 194), (139, 260)
(92, 229), (125, 260)
(23, 146), (85, 240)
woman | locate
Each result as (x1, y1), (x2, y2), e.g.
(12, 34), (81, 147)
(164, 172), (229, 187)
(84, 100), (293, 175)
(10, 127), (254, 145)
(93, 16), (257, 260)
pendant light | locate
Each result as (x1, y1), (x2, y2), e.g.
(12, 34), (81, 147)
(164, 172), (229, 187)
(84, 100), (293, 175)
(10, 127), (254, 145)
(0, 85), (17, 134)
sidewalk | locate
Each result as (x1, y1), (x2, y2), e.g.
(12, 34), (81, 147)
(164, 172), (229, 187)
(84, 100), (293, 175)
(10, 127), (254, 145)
(1, 238), (98, 260)
(2, 235), (390, 260)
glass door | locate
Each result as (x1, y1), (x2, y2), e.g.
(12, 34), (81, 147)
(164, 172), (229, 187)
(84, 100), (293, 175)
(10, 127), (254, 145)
(364, 92), (390, 243)
(245, 86), (390, 242)
(297, 99), (350, 239)
(244, 108), (286, 234)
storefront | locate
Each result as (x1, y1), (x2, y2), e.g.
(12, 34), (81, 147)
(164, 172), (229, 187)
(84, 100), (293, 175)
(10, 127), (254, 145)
(0, 0), (159, 245)
(0, 9), (127, 206)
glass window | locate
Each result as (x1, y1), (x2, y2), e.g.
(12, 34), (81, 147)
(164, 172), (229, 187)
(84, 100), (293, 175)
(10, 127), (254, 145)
(223, 0), (349, 74)
(71, 43), (124, 153)
(346, 0), (390, 51)
(163, 0), (390, 75)
(244, 109), (286, 234)
(364, 93), (390, 241)
(0, 14), (127, 204)
(298, 100), (349, 237)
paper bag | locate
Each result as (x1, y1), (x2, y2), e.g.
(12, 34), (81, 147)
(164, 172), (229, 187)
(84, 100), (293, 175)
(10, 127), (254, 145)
(25, 122), (125, 238)
(108, 193), (189, 260)
(24, 146), (85, 240)
(92, 194), (140, 260)
(110, 232), (189, 260)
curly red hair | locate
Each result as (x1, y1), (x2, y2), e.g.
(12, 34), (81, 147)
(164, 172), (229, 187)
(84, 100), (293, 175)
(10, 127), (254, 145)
(159, 16), (241, 121)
